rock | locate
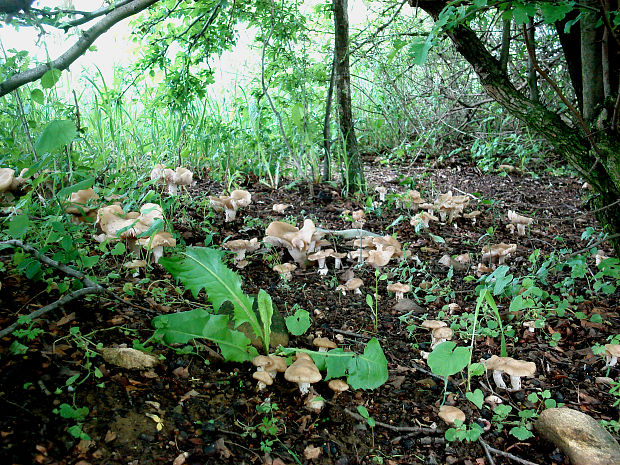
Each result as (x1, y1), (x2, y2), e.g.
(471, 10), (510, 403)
(536, 408), (620, 465)
(101, 347), (159, 370)
(392, 298), (424, 313)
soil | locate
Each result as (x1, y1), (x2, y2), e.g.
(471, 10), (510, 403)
(1, 156), (618, 465)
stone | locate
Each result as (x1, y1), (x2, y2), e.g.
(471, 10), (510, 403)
(536, 408), (620, 465)
(101, 347), (159, 370)
(392, 298), (424, 313)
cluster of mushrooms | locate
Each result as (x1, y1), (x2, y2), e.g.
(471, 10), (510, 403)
(251, 337), (350, 413)
(0, 167), (29, 199)
(150, 165), (194, 195)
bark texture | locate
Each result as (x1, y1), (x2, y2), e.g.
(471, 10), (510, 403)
(333, 0), (365, 191)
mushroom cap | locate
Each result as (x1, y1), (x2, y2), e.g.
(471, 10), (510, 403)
(308, 249), (333, 262)
(139, 231), (176, 249)
(438, 405), (466, 425)
(421, 320), (447, 330)
(349, 237), (375, 248)
(0, 168), (15, 192)
(224, 238), (260, 253)
(268, 355), (288, 373)
(375, 186), (387, 194)
(313, 337), (337, 350)
(329, 251), (347, 259)
(123, 259), (147, 270)
(266, 221), (299, 238)
(348, 249), (370, 261)
(273, 263), (297, 274)
(351, 210), (366, 222)
(272, 204), (291, 214)
(367, 246), (395, 267)
(482, 243), (517, 260)
(507, 210), (534, 226)
(484, 355), (536, 377)
(284, 358), (322, 384)
(150, 164), (165, 181)
(604, 344), (620, 357)
(328, 379), (350, 393)
(253, 370), (273, 386)
(65, 188), (99, 214)
(230, 189), (252, 207)
(344, 277), (363, 290)
(252, 355), (273, 368)
(387, 283), (411, 294)
(373, 236), (403, 257)
(432, 327), (453, 339)
(174, 167), (193, 186)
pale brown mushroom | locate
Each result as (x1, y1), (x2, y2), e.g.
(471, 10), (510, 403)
(431, 326), (453, 349)
(481, 243), (517, 266)
(272, 204), (291, 214)
(604, 344), (620, 368)
(0, 168), (15, 193)
(336, 277), (363, 296)
(65, 187), (99, 224)
(253, 370), (273, 390)
(209, 189), (252, 222)
(507, 210), (533, 236)
(223, 238), (259, 267)
(264, 219), (315, 267)
(308, 249), (334, 276)
(139, 231), (176, 263)
(483, 355), (536, 391)
(313, 337), (337, 352)
(273, 263), (297, 281)
(328, 379), (349, 398)
(375, 186), (387, 202)
(284, 356), (322, 395)
(386, 282), (411, 301)
(438, 405), (466, 425)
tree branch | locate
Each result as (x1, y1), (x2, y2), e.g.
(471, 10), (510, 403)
(0, 0), (161, 97)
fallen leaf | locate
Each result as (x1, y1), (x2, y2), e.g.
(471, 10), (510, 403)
(104, 430), (117, 442)
(55, 312), (75, 326)
(215, 438), (231, 459)
(173, 366), (190, 378)
(180, 389), (200, 403)
(304, 445), (322, 460)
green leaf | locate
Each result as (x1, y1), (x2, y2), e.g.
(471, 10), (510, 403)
(346, 337), (388, 390)
(427, 341), (470, 378)
(152, 309), (257, 362)
(290, 103), (304, 128)
(540, 3), (574, 23)
(34, 120), (77, 154)
(510, 425), (533, 440)
(466, 389), (484, 409)
(159, 247), (261, 341)
(323, 348), (350, 379)
(257, 289), (273, 352)
(8, 214), (29, 239)
(285, 308), (311, 336)
(31, 88), (44, 104)
(41, 69), (62, 89)
(57, 177), (95, 200)
(408, 35), (433, 66)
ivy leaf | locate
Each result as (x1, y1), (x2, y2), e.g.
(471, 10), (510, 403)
(466, 389), (484, 409)
(427, 341), (470, 378)
(346, 338), (388, 390)
(35, 120), (77, 154)
(160, 247), (261, 341)
(152, 309), (257, 362)
(510, 425), (534, 440)
(285, 308), (311, 336)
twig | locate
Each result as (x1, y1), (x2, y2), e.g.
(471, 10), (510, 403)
(343, 408), (439, 434)
(331, 328), (372, 340)
(478, 437), (496, 465)
(478, 438), (540, 465)
(562, 232), (620, 259)
(0, 286), (104, 339)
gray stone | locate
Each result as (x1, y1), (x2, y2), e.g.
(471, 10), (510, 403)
(536, 407), (620, 465)
(392, 298), (424, 313)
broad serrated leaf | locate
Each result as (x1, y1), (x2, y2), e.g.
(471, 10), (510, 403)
(427, 341), (470, 378)
(159, 247), (261, 340)
(35, 120), (76, 154)
(284, 308), (311, 336)
(346, 338), (388, 390)
(324, 348), (349, 379)
(152, 309), (257, 362)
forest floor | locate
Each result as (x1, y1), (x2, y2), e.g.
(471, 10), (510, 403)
(1, 154), (619, 465)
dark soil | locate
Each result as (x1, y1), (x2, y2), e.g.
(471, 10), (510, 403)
(1, 158), (618, 465)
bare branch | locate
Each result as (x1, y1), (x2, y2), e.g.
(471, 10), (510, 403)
(0, 0), (161, 97)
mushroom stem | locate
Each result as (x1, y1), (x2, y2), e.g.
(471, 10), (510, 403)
(431, 338), (447, 350)
(395, 291), (404, 301)
(509, 375), (522, 391)
(606, 354), (618, 368)
(492, 370), (507, 390)
(151, 246), (164, 263)
(298, 382), (311, 396)
(168, 184), (178, 196)
(225, 208), (237, 222)
(334, 257), (342, 269)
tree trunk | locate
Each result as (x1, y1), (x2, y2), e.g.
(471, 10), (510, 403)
(526, 18), (539, 103)
(556, 12), (583, 113)
(499, 18), (511, 73)
(333, 0), (365, 191)
(581, 0), (604, 122)
(414, 0), (620, 253)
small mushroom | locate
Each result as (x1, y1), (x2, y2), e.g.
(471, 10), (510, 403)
(139, 231), (176, 263)
(431, 326), (453, 349)
(507, 210), (533, 236)
(313, 337), (337, 353)
(308, 249), (333, 276)
(386, 282), (411, 301)
(351, 210), (366, 228)
(273, 263), (297, 281)
(375, 186), (387, 202)
(209, 190), (252, 222)
(410, 211), (438, 229)
(65, 187), (99, 224)
(421, 320), (447, 331)
(284, 355), (322, 395)
(304, 392), (325, 413)
(366, 246), (395, 268)
(329, 251), (347, 270)
(336, 277), (363, 296)
(481, 243), (517, 266)
(253, 370), (273, 391)
(223, 238), (259, 267)
(483, 355), (536, 391)
(328, 379), (349, 398)
(273, 204), (291, 214)
(438, 405), (466, 425)
(604, 344), (620, 369)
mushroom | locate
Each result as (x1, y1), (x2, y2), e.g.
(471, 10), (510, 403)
(304, 392), (325, 413)
(367, 246), (395, 268)
(65, 187), (99, 224)
(253, 370), (273, 391)
(507, 210), (533, 236)
(434, 191), (469, 223)
(351, 210), (366, 228)
(328, 379), (349, 398)
(483, 355), (536, 391)
(308, 249), (333, 276)
(313, 337), (337, 353)
(604, 344), (620, 369)
(0, 168), (15, 193)
(264, 219), (316, 267)
(421, 319), (447, 331)
(373, 236), (403, 259)
(523, 321), (537, 333)
(329, 251), (347, 269)
(273, 204), (291, 214)
(336, 277), (363, 296)
(481, 243), (517, 266)
(209, 189), (252, 222)
(431, 326), (453, 349)
(410, 211), (438, 229)
(438, 405), (466, 425)
(253, 354), (287, 379)
(386, 282), (411, 301)
(139, 231), (176, 263)
(273, 263), (297, 281)
(223, 238), (260, 267)
(375, 186), (387, 202)
(284, 354), (322, 395)
(400, 190), (425, 210)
